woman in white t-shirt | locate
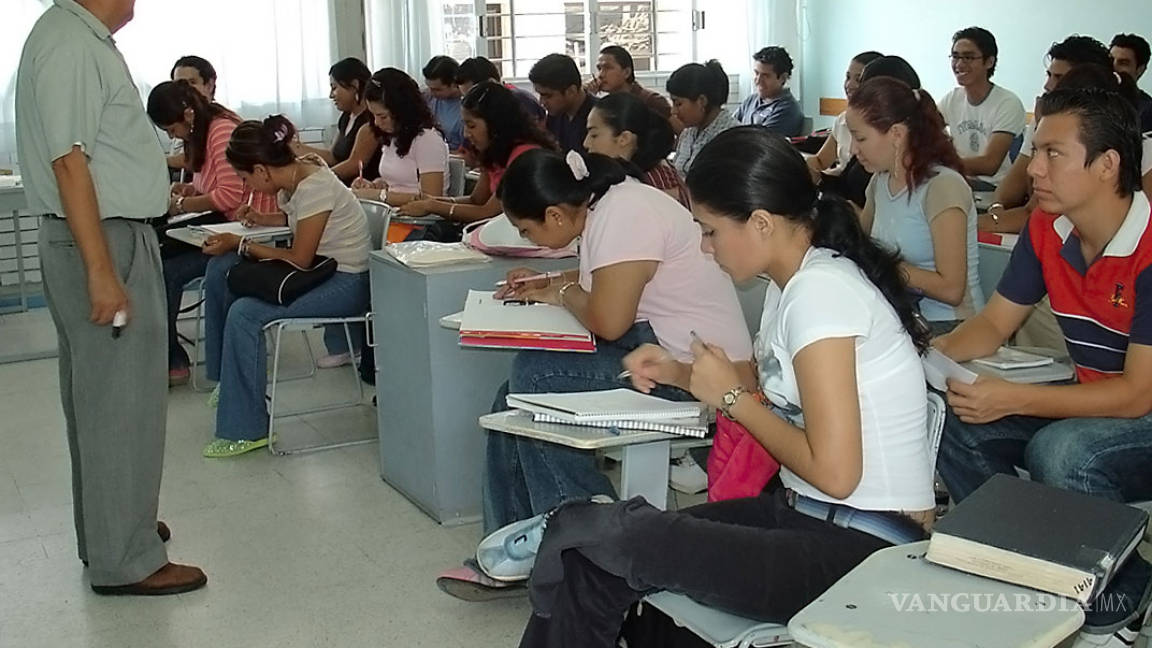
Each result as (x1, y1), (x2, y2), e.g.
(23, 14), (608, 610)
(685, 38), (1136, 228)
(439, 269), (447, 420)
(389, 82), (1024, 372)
(350, 67), (448, 207)
(806, 50), (882, 179)
(199, 116), (371, 458)
(494, 127), (936, 646)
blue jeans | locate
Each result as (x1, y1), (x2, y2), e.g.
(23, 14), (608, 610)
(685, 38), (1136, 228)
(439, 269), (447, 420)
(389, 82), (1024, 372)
(938, 411), (1152, 629)
(163, 250), (210, 369)
(203, 253), (370, 441)
(482, 321), (692, 533)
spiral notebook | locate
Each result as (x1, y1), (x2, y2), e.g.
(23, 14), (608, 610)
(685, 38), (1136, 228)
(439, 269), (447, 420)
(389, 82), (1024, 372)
(529, 412), (709, 438)
(506, 389), (703, 423)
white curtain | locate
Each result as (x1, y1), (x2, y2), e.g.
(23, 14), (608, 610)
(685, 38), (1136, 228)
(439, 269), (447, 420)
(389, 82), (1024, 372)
(745, 0), (803, 102)
(0, 0), (340, 165)
(365, 0), (444, 74)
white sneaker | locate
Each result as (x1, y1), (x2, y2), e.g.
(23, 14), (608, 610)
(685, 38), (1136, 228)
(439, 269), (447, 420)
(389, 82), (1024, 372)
(317, 352), (357, 369)
(669, 452), (708, 494)
(1072, 615), (1147, 647)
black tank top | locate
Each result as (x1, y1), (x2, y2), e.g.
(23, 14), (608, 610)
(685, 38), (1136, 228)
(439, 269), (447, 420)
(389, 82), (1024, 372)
(333, 110), (382, 184)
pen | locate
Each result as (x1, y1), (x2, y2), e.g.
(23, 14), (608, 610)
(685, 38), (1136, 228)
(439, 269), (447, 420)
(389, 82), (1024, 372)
(112, 310), (127, 339)
(495, 271), (564, 287)
(358, 160), (364, 181)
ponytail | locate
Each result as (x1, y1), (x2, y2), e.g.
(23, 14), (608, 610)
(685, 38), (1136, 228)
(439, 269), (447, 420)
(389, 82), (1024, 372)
(498, 149), (627, 221)
(687, 126), (931, 352)
(147, 80), (240, 172)
(666, 59), (728, 111)
(226, 115), (297, 173)
(593, 93), (674, 172)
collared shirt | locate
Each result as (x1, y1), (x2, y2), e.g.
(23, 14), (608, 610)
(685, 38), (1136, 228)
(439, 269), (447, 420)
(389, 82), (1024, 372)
(425, 90), (465, 151)
(546, 93), (597, 154)
(733, 88), (804, 136)
(627, 82), (671, 119)
(998, 192), (1152, 383)
(15, 0), (168, 219)
(1137, 89), (1152, 134)
(673, 109), (739, 178)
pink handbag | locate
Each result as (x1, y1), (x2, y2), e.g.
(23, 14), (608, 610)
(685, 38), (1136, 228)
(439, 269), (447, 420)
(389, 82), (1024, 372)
(463, 215), (578, 258)
(706, 411), (781, 502)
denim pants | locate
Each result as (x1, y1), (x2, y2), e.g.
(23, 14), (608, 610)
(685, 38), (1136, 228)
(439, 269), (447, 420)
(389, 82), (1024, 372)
(203, 253), (370, 441)
(483, 321), (692, 533)
(937, 410), (1152, 628)
(163, 249), (210, 369)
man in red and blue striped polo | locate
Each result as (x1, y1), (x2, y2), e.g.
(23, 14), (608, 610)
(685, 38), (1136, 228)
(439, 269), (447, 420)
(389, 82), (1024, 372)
(934, 87), (1152, 640)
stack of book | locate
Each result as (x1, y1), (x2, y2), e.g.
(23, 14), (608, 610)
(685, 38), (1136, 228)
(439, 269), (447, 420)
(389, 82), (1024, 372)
(506, 389), (710, 438)
(459, 290), (596, 353)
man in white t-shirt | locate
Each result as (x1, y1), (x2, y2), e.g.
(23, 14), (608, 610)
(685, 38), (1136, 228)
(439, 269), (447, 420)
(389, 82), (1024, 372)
(937, 26), (1026, 189)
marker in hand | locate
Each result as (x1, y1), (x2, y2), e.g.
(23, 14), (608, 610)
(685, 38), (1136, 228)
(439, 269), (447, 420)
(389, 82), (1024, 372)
(112, 310), (127, 339)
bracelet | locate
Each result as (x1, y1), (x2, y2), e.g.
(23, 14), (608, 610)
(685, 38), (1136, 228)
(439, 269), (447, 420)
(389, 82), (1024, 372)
(988, 202), (1003, 224)
(449, 203), (458, 219)
(558, 281), (577, 302)
(174, 195), (185, 214)
(238, 237), (251, 258)
(378, 188), (388, 203)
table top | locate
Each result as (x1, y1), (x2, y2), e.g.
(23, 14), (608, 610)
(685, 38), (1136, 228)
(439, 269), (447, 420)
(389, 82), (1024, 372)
(787, 541), (1085, 648)
(478, 410), (676, 450)
(165, 226), (292, 248)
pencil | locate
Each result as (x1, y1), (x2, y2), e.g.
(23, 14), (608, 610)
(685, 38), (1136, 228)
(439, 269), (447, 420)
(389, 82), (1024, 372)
(495, 271), (564, 287)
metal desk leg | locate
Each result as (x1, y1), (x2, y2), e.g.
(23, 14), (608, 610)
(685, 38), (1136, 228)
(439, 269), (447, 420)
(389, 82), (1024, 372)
(11, 210), (27, 312)
(620, 439), (671, 510)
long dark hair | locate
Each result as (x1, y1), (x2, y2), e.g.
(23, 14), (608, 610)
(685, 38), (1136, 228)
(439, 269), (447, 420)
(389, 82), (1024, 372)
(364, 68), (438, 157)
(462, 81), (555, 168)
(687, 127), (931, 352)
(329, 57), (372, 104)
(665, 60), (728, 112)
(225, 115), (298, 172)
(147, 80), (241, 172)
(592, 93), (674, 173)
(498, 149), (627, 221)
(849, 77), (962, 192)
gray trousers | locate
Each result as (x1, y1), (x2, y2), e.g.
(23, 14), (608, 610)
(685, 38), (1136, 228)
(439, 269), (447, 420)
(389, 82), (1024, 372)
(38, 218), (169, 586)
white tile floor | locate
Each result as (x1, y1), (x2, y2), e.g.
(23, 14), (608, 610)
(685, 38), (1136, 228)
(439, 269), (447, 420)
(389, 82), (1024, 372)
(0, 339), (536, 647)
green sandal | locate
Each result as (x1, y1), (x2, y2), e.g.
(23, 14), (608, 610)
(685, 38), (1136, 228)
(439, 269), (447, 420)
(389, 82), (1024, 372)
(202, 437), (268, 458)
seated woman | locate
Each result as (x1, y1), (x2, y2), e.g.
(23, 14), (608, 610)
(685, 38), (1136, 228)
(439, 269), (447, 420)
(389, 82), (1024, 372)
(583, 92), (689, 208)
(350, 67), (448, 207)
(806, 50), (883, 180)
(498, 127), (936, 647)
(849, 77), (984, 335)
(436, 148), (755, 598)
(397, 81), (556, 242)
(146, 80), (278, 386)
(667, 60), (738, 178)
(198, 116), (371, 458)
(292, 57), (383, 186)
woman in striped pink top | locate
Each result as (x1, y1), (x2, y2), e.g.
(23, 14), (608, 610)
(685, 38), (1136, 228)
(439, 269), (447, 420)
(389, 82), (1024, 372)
(147, 80), (278, 385)
(582, 92), (689, 208)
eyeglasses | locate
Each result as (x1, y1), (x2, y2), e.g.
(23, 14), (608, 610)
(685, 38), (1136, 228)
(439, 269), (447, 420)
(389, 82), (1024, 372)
(949, 54), (986, 63)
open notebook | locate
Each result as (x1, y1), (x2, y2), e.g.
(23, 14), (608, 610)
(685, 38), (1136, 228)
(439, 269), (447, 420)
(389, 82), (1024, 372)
(506, 389), (708, 438)
(459, 290), (595, 353)
(190, 222), (292, 240)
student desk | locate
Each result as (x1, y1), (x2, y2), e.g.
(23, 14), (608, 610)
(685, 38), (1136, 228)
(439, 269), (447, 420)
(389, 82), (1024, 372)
(369, 252), (575, 525)
(787, 541), (1085, 648)
(978, 240), (1014, 303)
(165, 226), (292, 247)
(0, 183), (30, 314)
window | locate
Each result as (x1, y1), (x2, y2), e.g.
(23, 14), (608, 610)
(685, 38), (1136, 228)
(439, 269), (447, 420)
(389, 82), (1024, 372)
(443, 0), (701, 79)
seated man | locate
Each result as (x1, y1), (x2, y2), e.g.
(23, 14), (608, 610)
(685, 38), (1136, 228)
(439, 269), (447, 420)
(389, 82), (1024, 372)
(455, 56), (545, 123)
(1110, 33), (1152, 133)
(423, 55), (465, 150)
(935, 87), (1151, 642)
(938, 27), (1026, 190)
(529, 53), (596, 154)
(734, 45), (804, 136)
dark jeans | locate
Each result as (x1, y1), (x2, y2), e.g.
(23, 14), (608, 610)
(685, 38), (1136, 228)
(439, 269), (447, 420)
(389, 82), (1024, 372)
(519, 491), (894, 648)
(482, 321), (692, 533)
(162, 249), (210, 370)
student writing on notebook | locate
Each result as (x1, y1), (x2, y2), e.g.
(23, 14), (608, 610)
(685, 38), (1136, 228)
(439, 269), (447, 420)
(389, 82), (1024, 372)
(667, 60), (738, 179)
(849, 76), (984, 335)
(146, 80), (278, 386)
(166, 55), (217, 170)
(397, 81), (556, 241)
(934, 88), (1152, 640)
(197, 117), (371, 458)
(465, 127), (935, 645)
(582, 92), (688, 207)
(436, 147), (754, 599)
(291, 57), (383, 186)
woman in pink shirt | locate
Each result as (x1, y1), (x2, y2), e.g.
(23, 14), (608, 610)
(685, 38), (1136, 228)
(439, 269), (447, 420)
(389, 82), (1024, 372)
(147, 80), (277, 385)
(436, 148), (755, 599)
(398, 81), (556, 241)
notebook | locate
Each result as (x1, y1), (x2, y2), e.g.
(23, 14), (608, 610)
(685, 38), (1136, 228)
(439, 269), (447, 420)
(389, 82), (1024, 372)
(922, 348), (978, 392)
(925, 474), (1148, 604)
(971, 347), (1055, 370)
(506, 389), (703, 424)
(190, 222), (292, 240)
(459, 290), (595, 353)
(529, 412), (709, 438)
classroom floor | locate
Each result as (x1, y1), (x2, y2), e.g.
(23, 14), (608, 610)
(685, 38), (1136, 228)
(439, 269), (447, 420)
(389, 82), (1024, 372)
(0, 327), (539, 647)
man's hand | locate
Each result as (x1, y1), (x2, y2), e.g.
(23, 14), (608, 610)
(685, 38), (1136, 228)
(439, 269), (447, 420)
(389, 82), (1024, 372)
(946, 375), (1020, 424)
(87, 268), (128, 325)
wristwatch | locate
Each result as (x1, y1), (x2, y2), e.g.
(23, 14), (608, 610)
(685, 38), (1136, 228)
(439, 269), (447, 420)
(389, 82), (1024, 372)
(720, 386), (749, 419)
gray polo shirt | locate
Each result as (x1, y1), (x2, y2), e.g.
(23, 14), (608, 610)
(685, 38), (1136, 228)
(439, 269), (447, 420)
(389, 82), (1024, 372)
(15, 0), (168, 219)
(733, 88), (805, 137)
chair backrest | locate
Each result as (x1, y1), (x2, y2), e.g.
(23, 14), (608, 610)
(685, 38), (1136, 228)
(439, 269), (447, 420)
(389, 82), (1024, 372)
(358, 199), (394, 249)
(448, 157), (466, 197)
(926, 390), (947, 468)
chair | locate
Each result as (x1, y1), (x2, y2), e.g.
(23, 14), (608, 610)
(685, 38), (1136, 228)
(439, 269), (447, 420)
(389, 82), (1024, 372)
(642, 392), (948, 647)
(261, 200), (390, 455)
(447, 157), (466, 197)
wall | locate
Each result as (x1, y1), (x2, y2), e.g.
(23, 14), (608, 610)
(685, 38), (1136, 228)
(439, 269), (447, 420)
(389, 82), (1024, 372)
(799, 0), (1152, 127)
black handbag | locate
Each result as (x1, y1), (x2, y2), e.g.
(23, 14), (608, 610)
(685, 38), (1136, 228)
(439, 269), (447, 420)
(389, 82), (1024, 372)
(226, 255), (338, 305)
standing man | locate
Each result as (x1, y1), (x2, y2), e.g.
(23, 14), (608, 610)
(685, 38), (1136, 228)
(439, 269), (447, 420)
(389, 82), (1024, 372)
(734, 46), (804, 136)
(16, 0), (206, 595)
(1110, 33), (1152, 133)
(530, 53), (597, 154)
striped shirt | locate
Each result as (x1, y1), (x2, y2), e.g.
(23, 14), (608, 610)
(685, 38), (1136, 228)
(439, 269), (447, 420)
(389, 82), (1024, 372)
(998, 192), (1152, 382)
(192, 117), (277, 218)
(642, 159), (690, 208)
